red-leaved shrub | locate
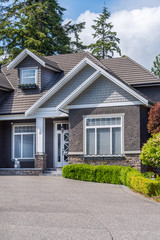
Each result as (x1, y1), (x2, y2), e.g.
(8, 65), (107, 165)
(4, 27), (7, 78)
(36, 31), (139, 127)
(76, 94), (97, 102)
(148, 102), (160, 134)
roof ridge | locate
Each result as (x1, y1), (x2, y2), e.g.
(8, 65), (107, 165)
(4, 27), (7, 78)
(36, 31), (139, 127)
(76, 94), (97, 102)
(84, 52), (110, 71)
(44, 51), (87, 58)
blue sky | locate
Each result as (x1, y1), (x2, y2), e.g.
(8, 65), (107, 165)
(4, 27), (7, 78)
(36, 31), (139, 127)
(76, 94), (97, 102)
(59, 0), (160, 20)
(59, 0), (160, 70)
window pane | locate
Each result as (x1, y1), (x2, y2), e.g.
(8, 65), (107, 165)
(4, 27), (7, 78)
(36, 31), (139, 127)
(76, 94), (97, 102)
(23, 134), (34, 158)
(21, 69), (36, 84)
(86, 129), (95, 155)
(22, 77), (35, 84)
(58, 133), (61, 162)
(15, 126), (36, 133)
(112, 127), (121, 154)
(22, 69), (35, 77)
(14, 135), (21, 158)
(111, 117), (121, 125)
(97, 128), (110, 155)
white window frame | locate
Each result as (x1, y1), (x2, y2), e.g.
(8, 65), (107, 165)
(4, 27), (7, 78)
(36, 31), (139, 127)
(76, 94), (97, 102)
(84, 114), (124, 156)
(20, 67), (38, 85)
(12, 123), (36, 160)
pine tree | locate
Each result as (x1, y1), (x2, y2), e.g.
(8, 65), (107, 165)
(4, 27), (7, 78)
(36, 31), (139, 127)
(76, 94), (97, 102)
(64, 21), (86, 53)
(0, 0), (72, 62)
(151, 54), (160, 78)
(89, 7), (121, 59)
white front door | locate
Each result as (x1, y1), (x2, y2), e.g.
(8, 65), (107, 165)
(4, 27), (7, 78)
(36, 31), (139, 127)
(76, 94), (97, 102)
(54, 123), (69, 168)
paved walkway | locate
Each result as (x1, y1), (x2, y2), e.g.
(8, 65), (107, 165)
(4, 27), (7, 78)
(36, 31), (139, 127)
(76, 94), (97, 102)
(0, 176), (160, 240)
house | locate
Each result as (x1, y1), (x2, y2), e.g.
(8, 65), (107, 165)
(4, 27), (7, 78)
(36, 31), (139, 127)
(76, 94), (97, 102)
(0, 49), (160, 174)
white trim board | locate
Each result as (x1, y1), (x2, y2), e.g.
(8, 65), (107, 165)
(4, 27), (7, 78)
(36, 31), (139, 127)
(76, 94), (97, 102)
(56, 68), (149, 111)
(66, 101), (142, 110)
(25, 57), (151, 117)
(124, 150), (141, 154)
(7, 49), (46, 70)
(0, 109), (67, 121)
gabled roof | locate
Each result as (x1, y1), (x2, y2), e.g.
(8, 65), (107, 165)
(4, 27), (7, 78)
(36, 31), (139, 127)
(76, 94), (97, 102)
(0, 50), (156, 115)
(26, 57), (152, 116)
(7, 49), (62, 72)
(101, 56), (160, 85)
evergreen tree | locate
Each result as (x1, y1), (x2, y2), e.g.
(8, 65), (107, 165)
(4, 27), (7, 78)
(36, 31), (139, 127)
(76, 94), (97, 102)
(64, 21), (86, 53)
(89, 7), (121, 59)
(151, 54), (160, 78)
(0, 0), (72, 62)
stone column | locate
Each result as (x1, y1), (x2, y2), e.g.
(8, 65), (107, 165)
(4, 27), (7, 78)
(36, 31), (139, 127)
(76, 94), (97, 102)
(35, 154), (47, 171)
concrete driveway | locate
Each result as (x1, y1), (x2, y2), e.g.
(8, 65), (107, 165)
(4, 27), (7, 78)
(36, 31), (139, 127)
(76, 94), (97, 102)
(0, 176), (160, 240)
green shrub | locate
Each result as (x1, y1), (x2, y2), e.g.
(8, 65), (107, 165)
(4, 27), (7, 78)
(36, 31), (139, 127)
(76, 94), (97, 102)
(140, 132), (160, 168)
(95, 165), (123, 184)
(143, 171), (155, 179)
(62, 164), (160, 197)
(130, 176), (160, 196)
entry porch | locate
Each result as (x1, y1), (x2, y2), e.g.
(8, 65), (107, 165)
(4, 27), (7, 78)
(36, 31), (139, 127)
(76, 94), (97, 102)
(0, 117), (69, 174)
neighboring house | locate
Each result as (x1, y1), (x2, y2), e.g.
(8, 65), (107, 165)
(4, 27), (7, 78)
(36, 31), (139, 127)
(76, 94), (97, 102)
(0, 49), (160, 174)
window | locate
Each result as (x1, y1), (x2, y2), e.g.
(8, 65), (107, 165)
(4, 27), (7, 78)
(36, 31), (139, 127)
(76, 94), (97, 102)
(20, 68), (37, 84)
(13, 125), (36, 159)
(85, 116), (123, 155)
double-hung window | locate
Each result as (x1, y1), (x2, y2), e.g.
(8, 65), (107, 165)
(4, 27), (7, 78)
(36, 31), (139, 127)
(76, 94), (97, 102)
(13, 125), (36, 159)
(20, 68), (37, 85)
(85, 116), (123, 156)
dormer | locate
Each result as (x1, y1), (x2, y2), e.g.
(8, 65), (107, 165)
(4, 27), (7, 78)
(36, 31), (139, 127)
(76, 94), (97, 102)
(7, 49), (62, 92)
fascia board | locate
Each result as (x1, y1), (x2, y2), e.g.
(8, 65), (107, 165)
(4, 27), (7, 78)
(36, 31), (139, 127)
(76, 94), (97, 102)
(7, 49), (46, 70)
(56, 70), (100, 110)
(25, 58), (88, 116)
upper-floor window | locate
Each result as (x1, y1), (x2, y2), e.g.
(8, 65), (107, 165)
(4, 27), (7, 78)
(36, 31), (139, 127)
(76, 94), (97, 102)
(20, 68), (37, 84)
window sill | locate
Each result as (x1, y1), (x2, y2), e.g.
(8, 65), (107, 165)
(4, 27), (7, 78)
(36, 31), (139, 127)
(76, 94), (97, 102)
(83, 155), (125, 160)
(11, 159), (34, 162)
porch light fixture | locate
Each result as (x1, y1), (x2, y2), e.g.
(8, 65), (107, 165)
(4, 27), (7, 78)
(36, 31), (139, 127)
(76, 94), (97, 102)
(61, 124), (64, 133)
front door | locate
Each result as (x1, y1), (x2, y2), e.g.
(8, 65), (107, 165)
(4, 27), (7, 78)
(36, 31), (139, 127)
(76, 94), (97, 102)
(54, 123), (69, 168)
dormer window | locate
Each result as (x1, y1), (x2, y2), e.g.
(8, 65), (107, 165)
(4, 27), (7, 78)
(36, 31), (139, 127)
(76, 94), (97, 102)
(20, 68), (37, 85)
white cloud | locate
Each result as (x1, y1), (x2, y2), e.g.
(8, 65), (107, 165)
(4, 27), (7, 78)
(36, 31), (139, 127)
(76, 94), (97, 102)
(66, 7), (160, 70)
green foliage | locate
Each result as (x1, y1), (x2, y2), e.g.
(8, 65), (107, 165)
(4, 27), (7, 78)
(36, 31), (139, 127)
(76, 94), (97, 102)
(62, 164), (160, 196)
(130, 177), (160, 196)
(151, 54), (160, 78)
(143, 171), (155, 179)
(140, 132), (160, 168)
(64, 21), (86, 53)
(89, 7), (121, 59)
(147, 102), (160, 134)
(18, 83), (37, 89)
(0, 0), (76, 62)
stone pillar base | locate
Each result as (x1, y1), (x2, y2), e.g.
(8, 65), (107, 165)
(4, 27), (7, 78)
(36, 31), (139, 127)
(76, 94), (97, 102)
(35, 154), (47, 171)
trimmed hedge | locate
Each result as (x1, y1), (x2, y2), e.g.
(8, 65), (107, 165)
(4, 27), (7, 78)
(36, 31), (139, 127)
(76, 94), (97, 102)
(62, 164), (160, 197)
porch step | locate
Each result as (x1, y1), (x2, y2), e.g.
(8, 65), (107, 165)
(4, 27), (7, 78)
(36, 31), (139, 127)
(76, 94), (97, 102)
(44, 168), (62, 176)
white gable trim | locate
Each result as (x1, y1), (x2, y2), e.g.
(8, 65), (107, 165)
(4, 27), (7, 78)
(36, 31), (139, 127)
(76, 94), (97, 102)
(25, 58), (89, 116)
(66, 101), (142, 110)
(56, 70), (101, 110)
(56, 69), (149, 111)
(7, 49), (46, 70)
(25, 57), (150, 117)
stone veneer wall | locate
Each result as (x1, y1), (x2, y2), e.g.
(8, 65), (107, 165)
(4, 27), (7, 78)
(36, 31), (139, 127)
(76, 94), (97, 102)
(35, 154), (47, 171)
(68, 155), (141, 171)
(0, 169), (42, 176)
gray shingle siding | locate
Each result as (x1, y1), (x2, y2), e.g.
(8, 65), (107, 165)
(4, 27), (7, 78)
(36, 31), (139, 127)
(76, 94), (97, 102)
(41, 66), (58, 91)
(70, 75), (137, 106)
(41, 65), (95, 108)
